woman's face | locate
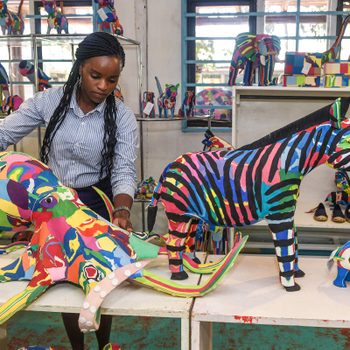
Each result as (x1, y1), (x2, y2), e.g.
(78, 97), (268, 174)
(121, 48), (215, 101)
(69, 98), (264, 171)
(79, 55), (122, 107)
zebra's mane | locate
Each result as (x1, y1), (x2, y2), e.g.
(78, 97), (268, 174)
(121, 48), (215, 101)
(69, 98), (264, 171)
(238, 102), (333, 151)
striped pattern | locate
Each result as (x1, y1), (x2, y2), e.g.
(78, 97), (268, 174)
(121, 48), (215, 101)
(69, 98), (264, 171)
(149, 98), (350, 290)
(0, 86), (139, 198)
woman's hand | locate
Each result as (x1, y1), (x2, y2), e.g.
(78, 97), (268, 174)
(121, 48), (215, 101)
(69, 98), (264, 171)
(112, 209), (133, 232)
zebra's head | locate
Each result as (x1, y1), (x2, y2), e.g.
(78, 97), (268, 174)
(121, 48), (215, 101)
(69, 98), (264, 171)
(326, 97), (350, 171)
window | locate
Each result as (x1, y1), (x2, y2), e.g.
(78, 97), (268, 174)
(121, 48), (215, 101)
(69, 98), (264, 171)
(182, 0), (350, 129)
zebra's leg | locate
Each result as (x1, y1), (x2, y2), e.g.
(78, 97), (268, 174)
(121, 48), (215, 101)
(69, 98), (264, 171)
(166, 219), (193, 280)
(184, 219), (200, 264)
(268, 222), (300, 292)
(293, 225), (305, 278)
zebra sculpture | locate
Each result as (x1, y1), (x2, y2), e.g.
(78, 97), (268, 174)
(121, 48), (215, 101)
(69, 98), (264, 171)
(148, 97), (350, 291)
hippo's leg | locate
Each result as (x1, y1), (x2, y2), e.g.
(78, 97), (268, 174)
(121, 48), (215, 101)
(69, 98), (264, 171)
(334, 267), (349, 288)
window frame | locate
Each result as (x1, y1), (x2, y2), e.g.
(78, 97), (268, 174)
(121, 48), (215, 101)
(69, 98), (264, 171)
(182, 0), (350, 131)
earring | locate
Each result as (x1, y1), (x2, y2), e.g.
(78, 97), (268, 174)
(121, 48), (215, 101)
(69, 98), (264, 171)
(77, 75), (82, 89)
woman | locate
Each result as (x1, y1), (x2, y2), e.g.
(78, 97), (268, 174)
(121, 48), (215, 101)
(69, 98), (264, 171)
(0, 32), (138, 350)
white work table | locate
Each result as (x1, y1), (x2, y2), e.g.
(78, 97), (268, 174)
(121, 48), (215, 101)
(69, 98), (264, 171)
(0, 251), (200, 350)
(191, 254), (350, 350)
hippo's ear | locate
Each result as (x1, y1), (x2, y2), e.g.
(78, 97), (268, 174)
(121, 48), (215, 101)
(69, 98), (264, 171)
(6, 179), (29, 210)
(330, 97), (350, 128)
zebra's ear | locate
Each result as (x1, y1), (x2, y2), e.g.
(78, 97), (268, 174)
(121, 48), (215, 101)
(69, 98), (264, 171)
(330, 97), (350, 128)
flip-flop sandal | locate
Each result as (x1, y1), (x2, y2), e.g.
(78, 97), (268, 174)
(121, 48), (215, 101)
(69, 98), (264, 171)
(332, 204), (346, 223)
(313, 202), (328, 222)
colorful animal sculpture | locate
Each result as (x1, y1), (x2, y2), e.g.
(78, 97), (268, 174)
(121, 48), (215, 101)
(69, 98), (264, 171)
(94, 0), (123, 35)
(2, 94), (23, 114)
(148, 97), (350, 291)
(284, 15), (350, 78)
(228, 33), (281, 86)
(328, 241), (350, 287)
(202, 128), (234, 151)
(0, 0), (24, 35)
(155, 76), (179, 118)
(142, 91), (155, 117)
(0, 151), (247, 331)
(19, 60), (51, 91)
(41, 0), (69, 34)
(178, 90), (195, 118)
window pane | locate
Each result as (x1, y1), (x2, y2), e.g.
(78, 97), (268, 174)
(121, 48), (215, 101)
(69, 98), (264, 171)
(265, 0), (297, 12)
(300, 0), (329, 11)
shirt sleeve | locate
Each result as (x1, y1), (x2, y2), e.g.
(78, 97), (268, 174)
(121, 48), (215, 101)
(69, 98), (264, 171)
(111, 102), (139, 199)
(0, 90), (47, 151)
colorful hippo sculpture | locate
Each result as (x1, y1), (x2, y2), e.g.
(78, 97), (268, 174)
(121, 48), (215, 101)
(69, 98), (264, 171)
(0, 151), (247, 332)
(328, 241), (350, 287)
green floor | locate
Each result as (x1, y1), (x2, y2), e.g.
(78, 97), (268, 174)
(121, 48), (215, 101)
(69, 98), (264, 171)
(6, 311), (350, 349)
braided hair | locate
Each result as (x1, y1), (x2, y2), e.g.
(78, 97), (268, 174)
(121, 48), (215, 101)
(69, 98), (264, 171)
(40, 31), (126, 180)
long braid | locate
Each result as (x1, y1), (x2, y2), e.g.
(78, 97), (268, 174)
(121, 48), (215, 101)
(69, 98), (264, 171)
(40, 32), (126, 180)
(40, 61), (80, 164)
(100, 94), (117, 179)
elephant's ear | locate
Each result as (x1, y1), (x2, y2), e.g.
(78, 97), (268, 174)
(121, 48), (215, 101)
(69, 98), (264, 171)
(330, 97), (350, 128)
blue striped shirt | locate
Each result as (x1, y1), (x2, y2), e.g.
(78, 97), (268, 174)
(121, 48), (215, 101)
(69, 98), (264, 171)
(0, 86), (139, 198)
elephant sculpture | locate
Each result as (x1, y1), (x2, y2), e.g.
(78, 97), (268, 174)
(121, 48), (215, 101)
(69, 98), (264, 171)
(178, 90), (195, 118)
(328, 240), (350, 287)
(0, 151), (247, 331)
(228, 32), (281, 86)
(0, 0), (24, 35)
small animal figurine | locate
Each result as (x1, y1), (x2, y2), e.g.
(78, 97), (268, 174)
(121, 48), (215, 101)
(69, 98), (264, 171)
(94, 0), (123, 35)
(202, 128), (234, 151)
(19, 60), (52, 91)
(142, 91), (155, 117)
(328, 241), (350, 287)
(41, 0), (68, 34)
(178, 90), (195, 118)
(155, 76), (179, 118)
(2, 94), (23, 114)
(0, 0), (24, 35)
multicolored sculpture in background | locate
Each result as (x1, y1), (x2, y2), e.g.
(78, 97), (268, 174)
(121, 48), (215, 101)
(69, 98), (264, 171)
(0, 151), (247, 331)
(228, 33), (281, 86)
(148, 97), (350, 291)
(195, 88), (232, 121)
(202, 128), (234, 151)
(178, 90), (195, 118)
(0, 62), (23, 113)
(41, 0), (69, 34)
(0, 0), (24, 35)
(284, 14), (350, 87)
(94, 0), (123, 35)
(135, 176), (157, 200)
(328, 240), (350, 287)
(19, 60), (51, 91)
(155, 76), (179, 118)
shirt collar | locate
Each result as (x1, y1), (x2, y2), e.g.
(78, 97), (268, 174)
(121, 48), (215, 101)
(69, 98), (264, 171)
(70, 84), (107, 117)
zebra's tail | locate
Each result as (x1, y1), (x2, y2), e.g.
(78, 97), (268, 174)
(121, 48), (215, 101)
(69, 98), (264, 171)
(147, 163), (171, 232)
